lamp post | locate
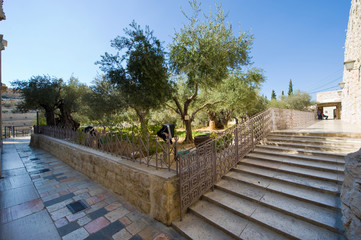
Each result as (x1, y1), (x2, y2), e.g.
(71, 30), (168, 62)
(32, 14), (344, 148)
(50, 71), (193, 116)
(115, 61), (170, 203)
(0, 34), (7, 178)
(344, 60), (356, 71)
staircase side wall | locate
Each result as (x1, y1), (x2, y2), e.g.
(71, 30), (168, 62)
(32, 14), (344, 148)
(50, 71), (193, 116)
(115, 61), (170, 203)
(341, 148), (361, 239)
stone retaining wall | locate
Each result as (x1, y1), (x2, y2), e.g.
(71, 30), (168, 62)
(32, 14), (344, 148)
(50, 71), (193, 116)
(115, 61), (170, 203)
(341, 148), (361, 240)
(30, 134), (180, 225)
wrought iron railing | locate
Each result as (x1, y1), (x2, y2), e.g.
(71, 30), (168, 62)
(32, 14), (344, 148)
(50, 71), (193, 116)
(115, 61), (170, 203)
(178, 108), (314, 219)
(35, 126), (178, 172)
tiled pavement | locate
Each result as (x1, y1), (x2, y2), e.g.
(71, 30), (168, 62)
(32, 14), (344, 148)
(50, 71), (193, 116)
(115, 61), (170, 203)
(0, 137), (185, 240)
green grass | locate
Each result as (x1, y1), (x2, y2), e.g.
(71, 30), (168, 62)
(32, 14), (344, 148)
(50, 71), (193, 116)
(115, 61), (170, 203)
(175, 130), (207, 138)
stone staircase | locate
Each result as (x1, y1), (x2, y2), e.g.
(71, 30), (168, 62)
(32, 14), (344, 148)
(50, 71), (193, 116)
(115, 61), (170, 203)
(173, 131), (361, 240)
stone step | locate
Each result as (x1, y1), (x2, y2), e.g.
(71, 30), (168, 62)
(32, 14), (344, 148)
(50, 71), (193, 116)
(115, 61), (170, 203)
(265, 134), (361, 147)
(271, 131), (361, 139)
(252, 147), (345, 165)
(264, 135), (361, 148)
(261, 140), (358, 154)
(203, 189), (346, 240)
(247, 152), (344, 173)
(172, 213), (234, 240)
(268, 133), (361, 143)
(224, 171), (341, 211)
(215, 179), (344, 233)
(255, 144), (347, 158)
(190, 200), (290, 240)
(241, 157), (344, 184)
(233, 164), (341, 195)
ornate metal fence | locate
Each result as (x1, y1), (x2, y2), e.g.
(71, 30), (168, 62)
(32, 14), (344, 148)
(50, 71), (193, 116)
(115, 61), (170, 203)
(35, 126), (178, 172)
(178, 108), (314, 219)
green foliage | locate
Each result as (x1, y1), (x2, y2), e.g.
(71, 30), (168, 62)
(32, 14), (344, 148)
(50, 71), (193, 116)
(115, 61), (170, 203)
(82, 75), (124, 126)
(12, 75), (62, 126)
(169, 1), (252, 89)
(204, 68), (265, 127)
(288, 79), (293, 96)
(167, 0), (253, 142)
(271, 90), (277, 100)
(12, 75), (88, 129)
(97, 21), (173, 133)
(268, 90), (314, 111)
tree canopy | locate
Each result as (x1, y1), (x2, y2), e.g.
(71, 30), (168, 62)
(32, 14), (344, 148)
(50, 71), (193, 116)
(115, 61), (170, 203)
(11, 75), (84, 129)
(167, 0), (253, 142)
(97, 21), (173, 133)
(12, 75), (62, 126)
(288, 79), (293, 96)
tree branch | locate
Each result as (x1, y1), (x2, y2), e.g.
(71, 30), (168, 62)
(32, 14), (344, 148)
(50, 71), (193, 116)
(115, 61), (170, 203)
(165, 102), (180, 115)
(172, 97), (184, 116)
(191, 101), (222, 120)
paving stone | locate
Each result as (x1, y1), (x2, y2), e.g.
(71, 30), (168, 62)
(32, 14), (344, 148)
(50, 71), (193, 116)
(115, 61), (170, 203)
(153, 233), (172, 240)
(66, 211), (86, 222)
(0, 184), (39, 209)
(46, 198), (74, 213)
(99, 220), (125, 238)
(105, 202), (122, 211)
(119, 216), (132, 226)
(113, 228), (132, 240)
(0, 198), (44, 224)
(89, 187), (106, 196)
(50, 206), (72, 221)
(126, 219), (148, 235)
(58, 221), (81, 236)
(129, 234), (144, 240)
(0, 209), (61, 240)
(105, 207), (130, 222)
(84, 231), (108, 240)
(127, 211), (143, 222)
(77, 216), (92, 226)
(54, 217), (68, 228)
(73, 192), (91, 201)
(84, 216), (110, 234)
(63, 227), (89, 240)
(138, 225), (161, 240)
(88, 207), (108, 220)
(43, 193), (75, 207)
(86, 196), (101, 206)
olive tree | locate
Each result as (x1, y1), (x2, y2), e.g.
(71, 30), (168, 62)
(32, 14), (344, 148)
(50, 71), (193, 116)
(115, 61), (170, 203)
(167, 0), (253, 142)
(97, 21), (173, 133)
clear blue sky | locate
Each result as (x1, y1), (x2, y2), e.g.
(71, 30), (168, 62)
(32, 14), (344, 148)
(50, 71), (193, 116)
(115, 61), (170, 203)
(0, 0), (351, 100)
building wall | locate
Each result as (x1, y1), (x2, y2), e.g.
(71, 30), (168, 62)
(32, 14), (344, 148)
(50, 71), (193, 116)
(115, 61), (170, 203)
(317, 90), (342, 103)
(342, 0), (361, 123)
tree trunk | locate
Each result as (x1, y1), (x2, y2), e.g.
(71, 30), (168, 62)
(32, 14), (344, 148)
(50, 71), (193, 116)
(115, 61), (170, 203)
(57, 102), (80, 130)
(184, 119), (193, 143)
(135, 108), (148, 135)
(44, 109), (56, 126)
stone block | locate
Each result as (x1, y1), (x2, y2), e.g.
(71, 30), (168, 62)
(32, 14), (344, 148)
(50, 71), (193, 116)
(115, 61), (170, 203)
(341, 148), (361, 240)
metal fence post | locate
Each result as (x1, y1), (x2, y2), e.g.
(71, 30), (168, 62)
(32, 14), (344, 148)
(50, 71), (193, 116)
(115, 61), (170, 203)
(235, 126), (239, 165)
(251, 119), (254, 148)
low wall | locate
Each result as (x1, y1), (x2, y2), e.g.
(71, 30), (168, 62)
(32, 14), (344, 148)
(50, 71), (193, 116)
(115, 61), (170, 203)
(341, 148), (361, 239)
(30, 134), (180, 225)
(272, 108), (316, 130)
